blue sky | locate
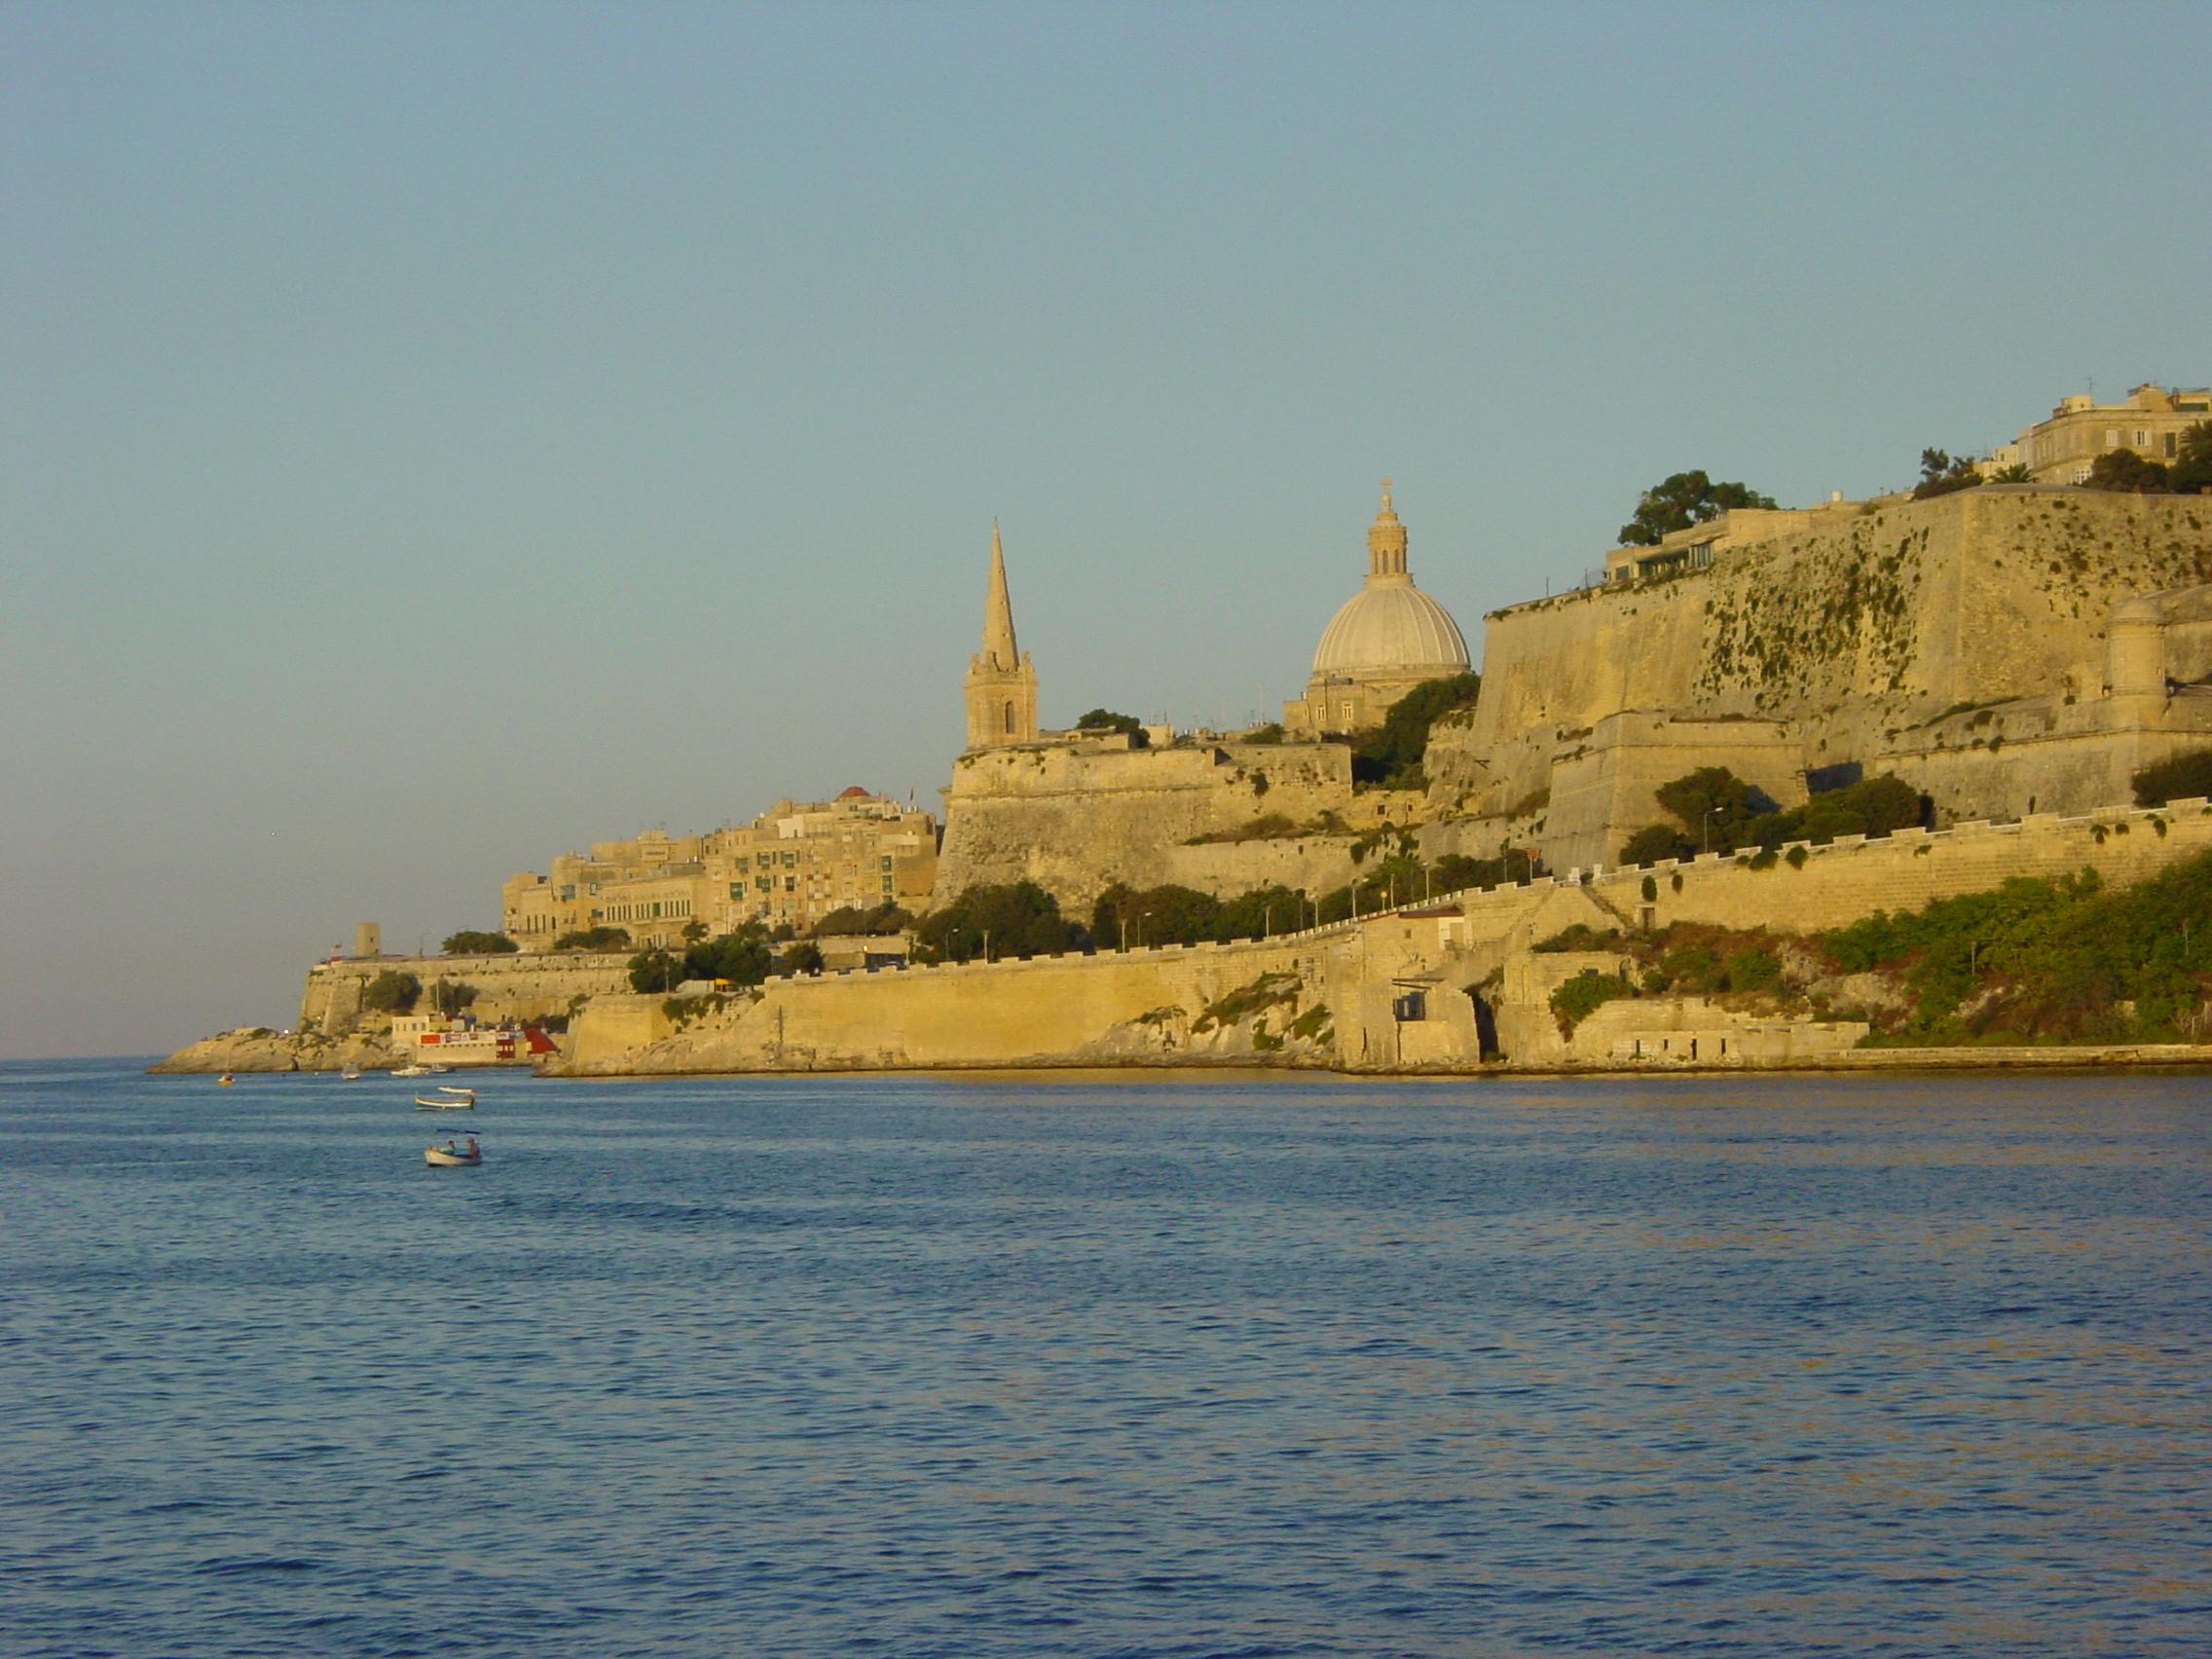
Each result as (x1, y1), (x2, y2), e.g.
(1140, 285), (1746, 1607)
(4, 1), (2207, 1056)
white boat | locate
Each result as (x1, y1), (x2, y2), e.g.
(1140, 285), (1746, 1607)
(424, 1137), (482, 1167)
(341, 1066), (363, 1081)
(415, 1094), (475, 1110)
(393, 1063), (430, 1078)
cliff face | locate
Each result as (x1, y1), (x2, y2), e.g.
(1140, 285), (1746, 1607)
(1429, 488), (2212, 840)
(933, 737), (1369, 908)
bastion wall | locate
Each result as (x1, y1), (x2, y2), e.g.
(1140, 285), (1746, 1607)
(300, 951), (633, 1032)
(934, 737), (1366, 906)
(561, 795), (2212, 1077)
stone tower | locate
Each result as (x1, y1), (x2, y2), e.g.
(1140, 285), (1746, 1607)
(964, 522), (1039, 750)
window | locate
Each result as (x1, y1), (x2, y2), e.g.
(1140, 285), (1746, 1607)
(1003, 700), (1015, 734)
(2106, 427), (2120, 448)
(2136, 429), (2149, 448)
(784, 876), (796, 893)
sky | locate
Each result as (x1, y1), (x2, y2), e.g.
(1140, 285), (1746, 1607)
(4, 1), (2207, 1058)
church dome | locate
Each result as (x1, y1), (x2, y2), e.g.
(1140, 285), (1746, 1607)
(1309, 483), (1469, 678)
(1311, 581), (1469, 677)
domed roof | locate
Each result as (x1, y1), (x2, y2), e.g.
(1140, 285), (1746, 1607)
(1309, 482), (1469, 678)
(1312, 580), (1469, 677)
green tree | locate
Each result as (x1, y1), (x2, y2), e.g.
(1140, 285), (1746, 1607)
(681, 919), (709, 944)
(1912, 448), (1983, 499)
(779, 941), (825, 976)
(682, 923), (774, 987)
(1618, 471), (1777, 547)
(2168, 422), (2212, 493)
(1655, 766), (1765, 851)
(1074, 709), (1149, 747)
(440, 930), (518, 955)
(554, 926), (632, 952)
(628, 948), (683, 994)
(362, 970), (422, 1014)
(915, 882), (1083, 963)
(2086, 447), (2169, 493)
(1989, 463), (2032, 484)
(1621, 824), (1694, 865)
(427, 977), (478, 1014)
(2133, 750), (2212, 806)
(1351, 672), (1482, 786)
(812, 902), (913, 938)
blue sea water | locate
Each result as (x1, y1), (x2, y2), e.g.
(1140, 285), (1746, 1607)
(1, 1060), (2206, 1658)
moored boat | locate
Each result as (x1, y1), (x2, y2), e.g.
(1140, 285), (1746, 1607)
(424, 1136), (482, 1168)
(414, 1089), (475, 1109)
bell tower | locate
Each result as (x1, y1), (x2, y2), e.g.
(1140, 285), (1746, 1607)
(964, 522), (1038, 750)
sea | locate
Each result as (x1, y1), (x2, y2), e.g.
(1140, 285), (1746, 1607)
(2, 1058), (2206, 1659)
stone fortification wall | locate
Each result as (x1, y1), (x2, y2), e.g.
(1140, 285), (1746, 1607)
(563, 931), (1348, 1075)
(935, 737), (1359, 907)
(555, 794), (2212, 1079)
(1432, 489), (2212, 819)
(301, 951), (632, 1033)
(1541, 714), (1810, 871)
(1484, 797), (2212, 944)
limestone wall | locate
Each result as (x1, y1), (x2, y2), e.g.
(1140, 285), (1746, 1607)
(563, 931), (1357, 1074)
(301, 951), (633, 1033)
(557, 793), (2212, 1078)
(935, 737), (1358, 906)
(1430, 489), (2212, 822)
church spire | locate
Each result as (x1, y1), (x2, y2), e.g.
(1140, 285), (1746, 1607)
(964, 520), (1039, 751)
(980, 518), (1019, 670)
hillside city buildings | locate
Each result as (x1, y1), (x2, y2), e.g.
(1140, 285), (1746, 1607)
(1994, 382), (2210, 483)
(500, 790), (939, 950)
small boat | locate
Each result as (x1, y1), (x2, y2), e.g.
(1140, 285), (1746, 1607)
(415, 1088), (476, 1110)
(424, 1136), (482, 1168)
(423, 1063), (454, 1075)
(393, 1063), (430, 1078)
(341, 1066), (363, 1081)
(217, 1073), (236, 1087)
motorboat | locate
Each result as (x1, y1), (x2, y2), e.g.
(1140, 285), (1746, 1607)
(394, 1063), (430, 1078)
(217, 1073), (237, 1087)
(341, 1066), (363, 1081)
(424, 1137), (482, 1168)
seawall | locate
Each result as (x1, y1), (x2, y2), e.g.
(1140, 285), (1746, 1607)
(556, 794), (2212, 1078)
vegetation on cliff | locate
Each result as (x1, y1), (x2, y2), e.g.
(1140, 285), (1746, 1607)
(441, 930), (518, 955)
(1351, 672), (1482, 788)
(1620, 767), (1924, 864)
(2133, 750), (2212, 807)
(1554, 846), (2212, 1047)
(361, 970), (421, 1014)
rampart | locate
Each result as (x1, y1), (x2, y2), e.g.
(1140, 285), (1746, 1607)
(559, 794), (2212, 1077)
(300, 951), (633, 1033)
(935, 735), (1374, 906)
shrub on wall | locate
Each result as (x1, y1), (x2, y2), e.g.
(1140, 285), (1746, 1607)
(361, 970), (422, 1014)
(2133, 751), (2212, 807)
(1550, 970), (1632, 1035)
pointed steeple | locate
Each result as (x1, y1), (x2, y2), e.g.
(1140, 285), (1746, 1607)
(964, 520), (1039, 751)
(980, 519), (1019, 671)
